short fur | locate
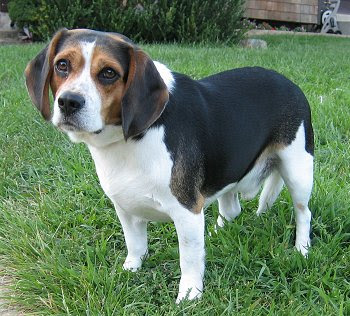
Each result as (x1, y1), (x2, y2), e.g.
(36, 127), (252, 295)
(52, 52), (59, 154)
(25, 29), (314, 303)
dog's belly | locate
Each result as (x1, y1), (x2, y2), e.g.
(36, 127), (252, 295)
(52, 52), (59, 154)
(205, 152), (276, 206)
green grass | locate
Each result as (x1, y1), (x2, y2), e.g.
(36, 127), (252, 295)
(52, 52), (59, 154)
(0, 34), (349, 315)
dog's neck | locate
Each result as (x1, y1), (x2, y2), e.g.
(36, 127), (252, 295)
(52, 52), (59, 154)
(66, 124), (125, 148)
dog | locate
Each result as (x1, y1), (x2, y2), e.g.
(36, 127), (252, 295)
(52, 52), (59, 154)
(25, 29), (314, 303)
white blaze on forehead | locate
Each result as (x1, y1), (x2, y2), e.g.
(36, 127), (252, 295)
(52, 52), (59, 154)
(71, 40), (98, 98)
(80, 41), (95, 73)
(52, 40), (104, 134)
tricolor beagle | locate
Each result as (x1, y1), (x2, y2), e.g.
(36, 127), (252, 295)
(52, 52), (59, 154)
(25, 29), (314, 303)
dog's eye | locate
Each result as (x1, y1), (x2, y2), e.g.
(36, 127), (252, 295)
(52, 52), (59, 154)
(55, 59), (69, 73)
(98, 67), (119, 83)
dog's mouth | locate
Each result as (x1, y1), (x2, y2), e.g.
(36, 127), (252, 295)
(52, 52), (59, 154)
(57, 120), (80, 132)
(57, 119), (103, 135)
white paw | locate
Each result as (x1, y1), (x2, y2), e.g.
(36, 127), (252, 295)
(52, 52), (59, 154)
(256, 207), (265, 216)
(295, 240), (310, 257)
(256, 203), (268, 216)
(122, 256), (142, 272)
(216, 216), (225, 229)
(176, 277), (203, 304)
(208, 216), (225, 237)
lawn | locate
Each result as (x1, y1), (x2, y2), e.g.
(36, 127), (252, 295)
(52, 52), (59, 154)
(0, 35), (349, 315)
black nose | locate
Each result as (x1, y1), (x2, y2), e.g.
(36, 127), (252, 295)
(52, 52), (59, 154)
(57, 92), (85, 116)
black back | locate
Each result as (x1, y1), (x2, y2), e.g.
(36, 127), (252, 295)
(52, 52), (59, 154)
(155, 66), (313, 198)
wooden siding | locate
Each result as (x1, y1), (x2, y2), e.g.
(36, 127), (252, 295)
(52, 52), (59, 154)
(244, 0), (319, 24)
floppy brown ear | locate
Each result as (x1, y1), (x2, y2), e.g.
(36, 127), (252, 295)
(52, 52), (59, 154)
(24, 29), (67, 120)
(121, 48), (169, 140)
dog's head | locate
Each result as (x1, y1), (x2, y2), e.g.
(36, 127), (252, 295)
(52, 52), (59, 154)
(25, 29), (169, 140)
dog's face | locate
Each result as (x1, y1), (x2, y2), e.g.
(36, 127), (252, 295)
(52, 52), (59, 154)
(25, 29), (169, 140)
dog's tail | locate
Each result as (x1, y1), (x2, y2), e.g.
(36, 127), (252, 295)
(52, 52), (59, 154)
(256, 170), (284, 215)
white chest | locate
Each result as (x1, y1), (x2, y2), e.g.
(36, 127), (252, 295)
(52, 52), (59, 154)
(88, 127), (175, 221)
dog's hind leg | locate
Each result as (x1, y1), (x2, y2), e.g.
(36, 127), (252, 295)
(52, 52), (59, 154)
(277, 124), (314, 256)
(217, 190), (241, 228)
(256, 170), (284, 215)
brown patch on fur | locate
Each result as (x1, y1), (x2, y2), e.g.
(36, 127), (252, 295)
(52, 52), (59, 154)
(91, 46), (126, 125)
(296, 203), (305, 210)
(272, 143), (286, 150)
(25, 29), (67, 119)
(257, 143), (285, 161)
(252, 143), (285, 185)
(66, 29), (92, 36)
(50, 46), (85, 97)
(108, 33), (128, 44)
(193, 193), (205, 214)
(170, 143), (205, 214)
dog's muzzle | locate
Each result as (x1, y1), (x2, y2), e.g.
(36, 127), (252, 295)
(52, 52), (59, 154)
(58, 92), (85, 117)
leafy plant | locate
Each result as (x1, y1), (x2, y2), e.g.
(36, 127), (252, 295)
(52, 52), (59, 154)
(8, 0), (246, 43)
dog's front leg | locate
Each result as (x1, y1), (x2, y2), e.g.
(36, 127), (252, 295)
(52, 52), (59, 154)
(114, 204), (148, 271)
(172, 208), (205, 303)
